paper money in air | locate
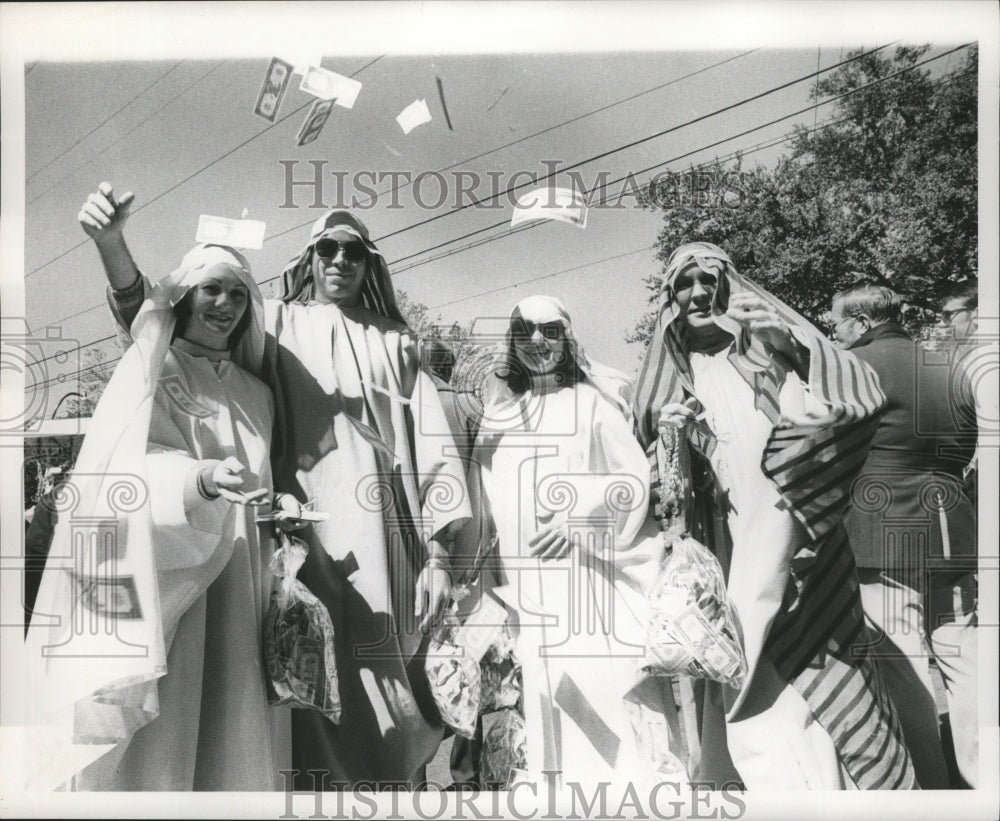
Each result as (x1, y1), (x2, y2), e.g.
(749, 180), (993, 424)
(196, 215), (266, 250)
(296, 98), (335, 147)
(396, 99), (432, 135)
(510, 186), (588, 229)
(299, 65), (361, 109)
(254, 57), (294, 122)
(278, 50), (324, 77)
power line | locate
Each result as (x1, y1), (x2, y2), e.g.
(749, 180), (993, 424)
(386, 118), (839, 282)
(31, 349), (121, 394)
(379, 43), (972, 268)
(30, 48), (971, 378)
(386, 111), (851, 286)
(262, 49), (761, 243)
(429, 245), (657, 310)
(345, 61), (973, 310)
(370, 43), (898, 244)
(29, 45), (856, 282)
(38, 49), (760, 320)
(26, 61), (186, 184)
(25, 55), (386, 281)
(28, 60), (229, 206)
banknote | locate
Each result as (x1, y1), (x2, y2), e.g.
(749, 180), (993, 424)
(453, 593), (508, 663)
(510, 186), (588, 229)
(299, 65), (361, 109)
(296, 98), (334, 147)
(254, 57), (294, 122)
(195, 214), (266, 249)
(396, 98), (433, 135)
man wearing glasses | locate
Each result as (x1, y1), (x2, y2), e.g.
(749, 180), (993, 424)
(829, 281), (979, 789)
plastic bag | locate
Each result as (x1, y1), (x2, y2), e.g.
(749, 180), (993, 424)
(262, 533), (341, 723)
(644, 535), (747, 688)
(425, 598), (481, 740)
(480, 708), (528, 789)
(479, 620), (521, 715)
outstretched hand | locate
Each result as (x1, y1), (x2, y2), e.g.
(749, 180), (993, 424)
(201, 456), (269, 505)
(78, 182), (134, 246)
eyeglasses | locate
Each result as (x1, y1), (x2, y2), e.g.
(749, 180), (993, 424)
(511, 319), (563, 340)
(314, 238), (368, 262)
(941, 308), (969, 323)
(827, 314), (856, 336)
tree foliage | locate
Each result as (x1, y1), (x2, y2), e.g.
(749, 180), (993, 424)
(630, 45), (978, 349)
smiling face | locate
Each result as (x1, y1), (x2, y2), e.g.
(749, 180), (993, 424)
(511, 317), (569, 376)
(177, 268), (250, 350)
(311, 234), (369, 307)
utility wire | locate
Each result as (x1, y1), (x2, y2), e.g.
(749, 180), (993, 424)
(25, 55), (385, 280)
(29, 60), (229, 205)
(26, 61), (186, 183)
(30, 48), (970, 377)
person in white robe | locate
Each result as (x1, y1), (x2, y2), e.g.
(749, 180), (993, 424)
(474, 295), (685, 789)
(633, 242), (916, 790)
(25, 244), (295, 791)
(84, 183), (472, 788)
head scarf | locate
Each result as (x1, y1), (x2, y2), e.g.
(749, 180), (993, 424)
(482, 295), (635, 426)
(25, 245), (265, 790)
(633, 241), (886, 541)
(633, 241), (882, 449)
(278, 209), (405, 323)
(630, 244), (918, 790)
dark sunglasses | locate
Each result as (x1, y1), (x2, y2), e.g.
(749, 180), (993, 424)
(511, 319), (563, 340)
(314, 238), (368, 262)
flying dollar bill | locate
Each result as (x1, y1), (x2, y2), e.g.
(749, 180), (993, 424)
(510, 186), (588, 229)
(396, 99), (432, 135)
(299, 65), (361, 109)
(296, 98), (335, 147)
(195, 215), (266, 250)
(254, 57), (294, 122)
(278, 50), (324, 77)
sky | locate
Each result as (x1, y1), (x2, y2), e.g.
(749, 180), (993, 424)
(5, 2), (991, 413)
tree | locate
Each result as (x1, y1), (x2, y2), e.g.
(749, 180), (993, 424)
(630, 45), (978, 350)
(394, 289), (490, 394)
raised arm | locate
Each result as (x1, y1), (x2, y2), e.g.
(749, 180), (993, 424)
(78, 181), (140, 290)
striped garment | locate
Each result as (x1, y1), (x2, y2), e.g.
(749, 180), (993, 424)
(634, 242), (915, 790)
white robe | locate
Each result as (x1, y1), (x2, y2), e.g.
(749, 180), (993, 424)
(689, 347), (848, 790)
(32, 344), (291, 791)
(264, 300), (472, 786)
(477, 383), (683, 788)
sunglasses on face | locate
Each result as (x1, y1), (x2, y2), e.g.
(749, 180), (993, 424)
(512, 319), (563, 341)
(314, 238), (368, 262)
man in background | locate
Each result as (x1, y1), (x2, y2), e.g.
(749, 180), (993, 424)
(831, 282), (979, 788)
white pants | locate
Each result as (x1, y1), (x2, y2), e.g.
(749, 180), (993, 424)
(930, 613), (978, 787)
(859, 575), (951, 788)
(861, 573), (979, 788)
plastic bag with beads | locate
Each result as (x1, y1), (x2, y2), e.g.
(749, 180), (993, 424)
(262, 533), (341, 722)
(425, 592), (483, 740)
(643, 426), (747, 688)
